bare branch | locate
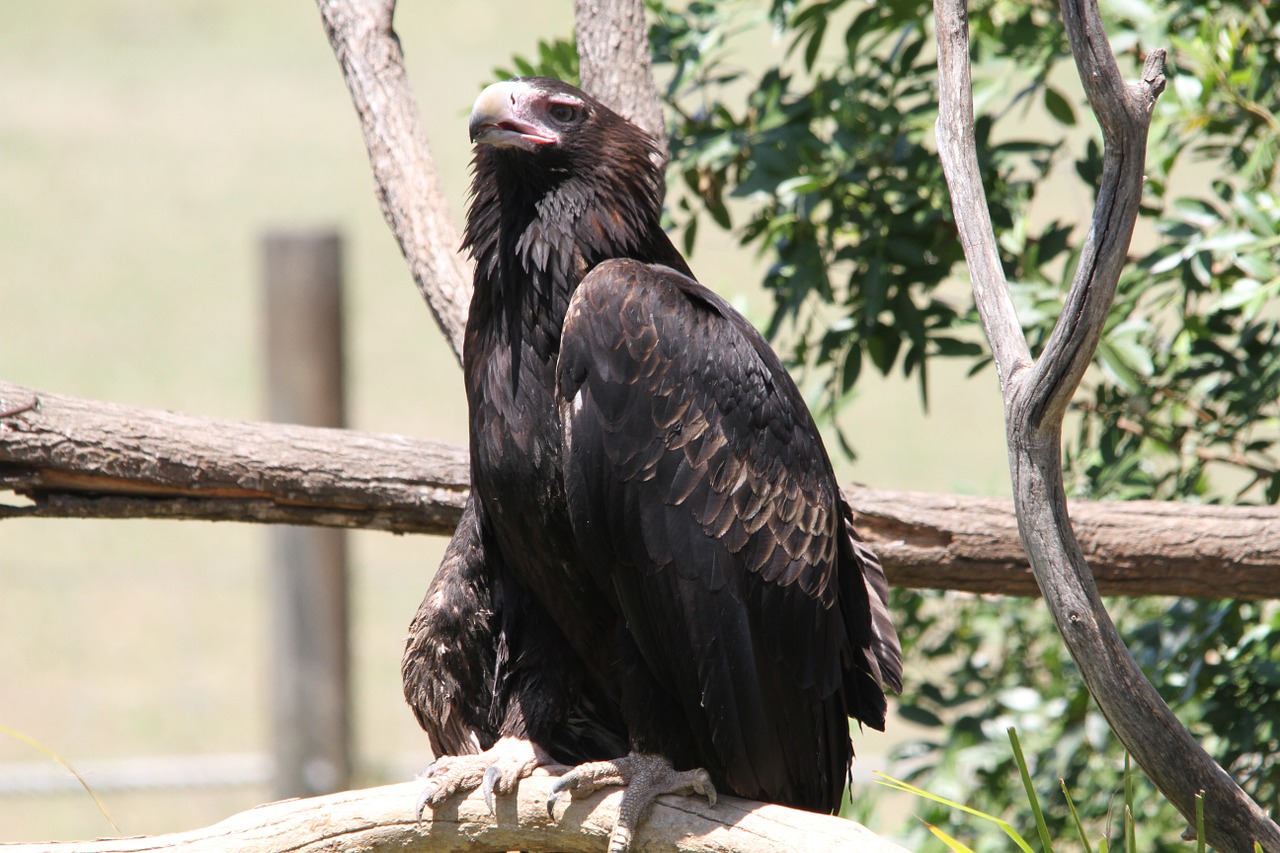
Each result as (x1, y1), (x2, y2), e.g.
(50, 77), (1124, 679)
(575, 0), (668, 155)
(932, 0), (1030, 390)
(5, 381), (1279, 600)
(0, 776), (909, 853)
(932, 0), (1280, 847)
(316, 0), (470, 362)
(1025, 27), (1165, 429)
(317, 0), (672, 363)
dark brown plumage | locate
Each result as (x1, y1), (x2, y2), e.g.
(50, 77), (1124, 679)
(402, 77), (901, 840)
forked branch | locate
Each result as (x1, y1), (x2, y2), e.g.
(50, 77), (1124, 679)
(933, 0), (1280, 848)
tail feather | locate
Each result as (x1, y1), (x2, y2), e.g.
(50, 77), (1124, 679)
(837, 497), (903, 731)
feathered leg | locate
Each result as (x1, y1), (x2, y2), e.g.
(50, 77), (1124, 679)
(545, 629), (715, 852)
(404, 499), (628, 817)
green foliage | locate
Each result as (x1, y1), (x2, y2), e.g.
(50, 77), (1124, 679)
(1056, 4), (1280, 505)
(494, 34), (579, 86)
(881, 729), (1159, 853)
(652, 0), (1029, 441)
(889, 577), (1276, 849)
(1128, 600), (1280, 806)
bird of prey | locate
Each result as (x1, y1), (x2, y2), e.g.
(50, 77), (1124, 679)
(402, 76), (901, 852)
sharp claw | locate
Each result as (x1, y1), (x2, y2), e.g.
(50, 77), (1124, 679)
(481, 764), (501, 813)
(694, 770), (717, 807)
(549, 772), (575, 796)
(415, 783), (435, 821)
(416, 759), (437, 780)
(546, 774), (570, 819)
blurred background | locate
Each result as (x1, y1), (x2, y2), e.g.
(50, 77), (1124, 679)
(0, 0), (1011, 842)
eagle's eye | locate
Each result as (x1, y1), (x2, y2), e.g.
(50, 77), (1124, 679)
(547, 101), (580, 124)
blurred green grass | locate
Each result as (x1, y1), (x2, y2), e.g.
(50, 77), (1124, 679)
(0, 0), (1009, 843)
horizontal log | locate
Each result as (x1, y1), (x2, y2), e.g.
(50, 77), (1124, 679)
(0, 773), (909, 853)
(845, 487), (1280, 599)
(0, 380), (467, 534)
(2, 380), (1278, 599)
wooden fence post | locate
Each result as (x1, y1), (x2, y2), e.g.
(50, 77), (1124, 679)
(262, 230), (352, 798)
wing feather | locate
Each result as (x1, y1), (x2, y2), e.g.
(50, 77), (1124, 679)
(557, 258), (899, 811)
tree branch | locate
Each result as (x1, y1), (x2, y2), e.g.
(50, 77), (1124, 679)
(575, 0), (668, 155)
(5, 380), (1278, 600)
(316, 0), (470, 362)
(0, 775), (909, 853)
(932, 0), (1280, 848)
(932, 0), (1030, 391)
(0, 381), (467, 535)
(1026, 19), (1166, 428)
(847, 487), (1280, 600)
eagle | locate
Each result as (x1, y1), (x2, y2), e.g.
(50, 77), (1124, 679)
(402, 76), (902, 851)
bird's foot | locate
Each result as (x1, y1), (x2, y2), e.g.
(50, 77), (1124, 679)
(547, 751), (717, 853)
(415, 736), (552, 818)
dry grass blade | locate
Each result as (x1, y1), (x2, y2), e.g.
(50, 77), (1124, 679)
(0, 725), (120, 833)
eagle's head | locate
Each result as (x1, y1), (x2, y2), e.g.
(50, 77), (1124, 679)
(469, 77), (654, 157)
(463, 77), (676, 290)
(468, 77), (665, 191)
(470, 77), (586, 152)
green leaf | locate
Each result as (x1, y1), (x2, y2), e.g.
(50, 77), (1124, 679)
(1213, 278), (1263, 313)
(1043, 86), (1077, 125)
(898, 703), (945, 727)
(1061, 780), (1095, 853)
(1195, 229), (1257, 253)
(875, 772), (1037, 853)
(703, 185), (732, 229)
(1235, 252), (1276, 281)
(1171, 198), (1222, 229)
(1195, 791), (1206, 853)
(866, 330), (901, 375)
(1147, 246), (1189, 276)
(1124, 755), (1136, 853)
(1009, 728), (1055, 853)
(1096, 335), (1152, 394)
(775, 174), (823, 200)
(840, 344), (862, 393)
(803, 16), (826, 71)
(932, 337), (984, 358)
(682, 213), (698, 257)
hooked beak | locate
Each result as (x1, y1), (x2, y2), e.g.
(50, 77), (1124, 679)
(469, 80), (556, 151)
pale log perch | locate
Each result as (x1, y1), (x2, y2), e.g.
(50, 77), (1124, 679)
(0, 776), (909, 853)
(3, 380), (1278, 600)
